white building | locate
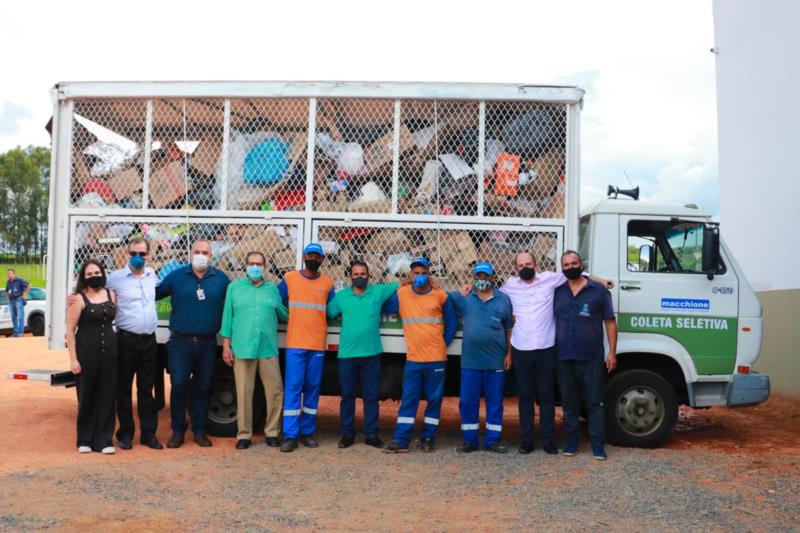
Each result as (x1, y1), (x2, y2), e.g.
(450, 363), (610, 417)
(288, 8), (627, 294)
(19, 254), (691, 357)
(714, 0), (800, 397)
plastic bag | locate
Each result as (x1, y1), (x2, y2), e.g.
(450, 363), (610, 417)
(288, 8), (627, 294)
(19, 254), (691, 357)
(83, 141), (141, 177)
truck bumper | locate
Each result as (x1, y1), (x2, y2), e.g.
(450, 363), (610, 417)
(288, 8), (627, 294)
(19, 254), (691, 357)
(727, 372), (770, 406)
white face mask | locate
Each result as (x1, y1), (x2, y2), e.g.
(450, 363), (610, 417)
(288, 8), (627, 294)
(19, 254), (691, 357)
(192, 254), (210, 271)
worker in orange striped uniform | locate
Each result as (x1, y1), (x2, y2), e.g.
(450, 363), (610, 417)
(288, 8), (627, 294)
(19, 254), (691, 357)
(277, 243), (335, 453)
(384, 257), (457, 453)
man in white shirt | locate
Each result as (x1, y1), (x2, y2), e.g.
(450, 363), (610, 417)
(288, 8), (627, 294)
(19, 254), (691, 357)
(500, 252), (611, 455)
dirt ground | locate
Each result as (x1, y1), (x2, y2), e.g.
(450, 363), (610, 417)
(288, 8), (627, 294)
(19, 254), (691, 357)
(1, 336), (799, 532)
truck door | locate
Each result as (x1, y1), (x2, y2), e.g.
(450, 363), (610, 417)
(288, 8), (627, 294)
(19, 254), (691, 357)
(617, 216), (739, 376)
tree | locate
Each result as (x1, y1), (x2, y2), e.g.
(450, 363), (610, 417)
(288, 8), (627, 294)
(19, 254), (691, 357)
(0, 146), (51, 261)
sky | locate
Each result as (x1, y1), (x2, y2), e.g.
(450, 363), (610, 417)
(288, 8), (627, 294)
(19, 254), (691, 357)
(0, 0), (719, 214)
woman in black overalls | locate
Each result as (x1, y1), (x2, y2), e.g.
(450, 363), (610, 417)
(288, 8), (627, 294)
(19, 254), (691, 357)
(65, 259), (118, 454)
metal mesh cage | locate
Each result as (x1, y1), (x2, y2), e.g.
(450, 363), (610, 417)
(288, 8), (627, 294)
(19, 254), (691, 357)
(70, 219), (300, 288)
(315, 223), (560, 291)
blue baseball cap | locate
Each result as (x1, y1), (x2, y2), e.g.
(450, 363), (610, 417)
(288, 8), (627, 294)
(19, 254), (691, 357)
(410, 257), (431, 268)
(303, 242), (325, 256)
(473, 261), (495, 276)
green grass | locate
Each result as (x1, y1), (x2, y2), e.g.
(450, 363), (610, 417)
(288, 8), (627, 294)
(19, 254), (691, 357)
(1, 263), (47, 288)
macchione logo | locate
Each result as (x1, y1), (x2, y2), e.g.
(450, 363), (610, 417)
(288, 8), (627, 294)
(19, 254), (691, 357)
(660, 298), (710, 311)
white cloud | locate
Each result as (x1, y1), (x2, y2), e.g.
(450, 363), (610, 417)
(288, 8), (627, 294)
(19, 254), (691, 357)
(0, 0), (719, 211)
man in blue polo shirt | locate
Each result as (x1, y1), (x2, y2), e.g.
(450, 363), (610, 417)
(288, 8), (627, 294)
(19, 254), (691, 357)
(156, 239), (230, 449)
(448, 261), (514, 454)
(553, 250), (617, 460)
(6, 269), (30, 337)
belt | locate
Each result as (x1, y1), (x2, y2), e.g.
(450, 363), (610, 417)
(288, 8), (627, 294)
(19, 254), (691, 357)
(171, 332), (217, 341)
(118, 329), (156, 338)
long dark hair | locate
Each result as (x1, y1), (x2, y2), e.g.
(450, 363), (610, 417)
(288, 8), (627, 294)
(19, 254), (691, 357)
(75, 259), (107, 293)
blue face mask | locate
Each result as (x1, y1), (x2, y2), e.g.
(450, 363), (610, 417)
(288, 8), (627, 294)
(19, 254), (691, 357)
(413, 274), (429, 288)
(246, 265), (264, 281)
(474, 279), (492, 291)
(129, 254), (146, 270)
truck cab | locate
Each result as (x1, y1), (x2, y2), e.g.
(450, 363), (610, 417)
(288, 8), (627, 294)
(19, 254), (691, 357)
(580, 196), (770, 447)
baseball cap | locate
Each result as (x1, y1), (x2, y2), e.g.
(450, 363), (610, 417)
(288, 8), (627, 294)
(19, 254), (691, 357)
(473, 261), (495, 276)
(303, 243), (325, 256)
(410, 256), (431, 269)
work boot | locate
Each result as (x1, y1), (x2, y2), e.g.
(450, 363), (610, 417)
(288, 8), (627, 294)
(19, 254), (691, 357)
(383, 442), (409, 454)
(281, 438), (298, 453)
(484, 442), (508, 454)
(299, 435), (319, 448)
(420, 438), (435, 452)
(457, 443), (479, 454)
(167, 434), (184, 449)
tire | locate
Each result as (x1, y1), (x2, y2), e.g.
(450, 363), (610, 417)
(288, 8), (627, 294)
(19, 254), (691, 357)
(206, 361), (267, 438)
(605, 369), (678, 448)
(28, 314), (45, 337)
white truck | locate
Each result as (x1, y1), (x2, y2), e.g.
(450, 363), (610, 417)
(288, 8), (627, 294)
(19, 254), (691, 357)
(40, 81), (769, 447)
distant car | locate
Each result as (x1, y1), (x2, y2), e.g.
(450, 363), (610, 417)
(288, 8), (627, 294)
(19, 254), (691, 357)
(0, 287), (47, 337)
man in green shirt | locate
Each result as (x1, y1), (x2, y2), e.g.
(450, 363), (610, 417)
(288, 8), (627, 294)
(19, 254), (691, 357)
(221, 251), (289, 450)
(327, 260), (398, 450)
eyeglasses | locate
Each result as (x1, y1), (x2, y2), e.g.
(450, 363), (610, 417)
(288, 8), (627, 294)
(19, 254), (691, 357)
(129, 251), (148, 257)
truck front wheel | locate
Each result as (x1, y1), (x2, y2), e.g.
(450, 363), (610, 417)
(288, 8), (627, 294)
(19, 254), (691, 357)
(605, 369), (678, 448)
(28, 314), (45, 337)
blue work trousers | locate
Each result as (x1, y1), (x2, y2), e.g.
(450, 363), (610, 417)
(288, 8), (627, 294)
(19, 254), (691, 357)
(283, 348), (325, 439)
(338, 355), (381, 438)
(393, 360), (446, 446)
(558, 358), (606, 448)
(459, 368), (505, 447)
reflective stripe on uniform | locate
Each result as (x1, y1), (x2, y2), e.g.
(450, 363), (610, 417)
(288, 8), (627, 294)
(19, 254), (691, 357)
(401, 316), (443, 325)
(486, 423), (502, 432)
(397, 416), (415, 425)
(424, 417), (439, 426)
(302, 406), (318, 415)
(461, 423), (479, 430)
(289, 301), (327, 312)
(284, 409), (301, 416)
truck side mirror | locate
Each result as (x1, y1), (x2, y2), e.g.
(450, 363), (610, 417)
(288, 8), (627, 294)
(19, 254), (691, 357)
(702, 225), (721, 279)
(638, 244), (652, 272)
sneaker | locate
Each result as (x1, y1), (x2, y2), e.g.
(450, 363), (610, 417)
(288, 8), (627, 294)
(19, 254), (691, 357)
(562, 442), (578, 456)
(541, 442), (559, 455)
(456, 443), (479, 454)
(78, 446), (92, 453)
(101, 446), (116, 455)
(280, 438), (298, 453)
(364, 436), (386, 449)
(420, 438), (435, 452)
(484, 442), (508, 454)
(592, 444), (608, 461)
(383, 442), (409, 454)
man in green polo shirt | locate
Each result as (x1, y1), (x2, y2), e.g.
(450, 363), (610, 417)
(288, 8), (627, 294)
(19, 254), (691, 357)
(327, 260), (399, 450)
(221, 251), (289, 450)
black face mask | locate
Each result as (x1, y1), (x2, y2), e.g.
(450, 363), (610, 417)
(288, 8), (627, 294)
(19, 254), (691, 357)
(519, 267), (536, 281)
(86, 275), (106, 289)
(563, 267), (583, 280)
(352, 278), (368, 290)
(304, 259), (322, 272)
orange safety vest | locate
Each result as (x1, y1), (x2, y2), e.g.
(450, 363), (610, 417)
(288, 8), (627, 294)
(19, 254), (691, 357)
(284, 270), (334, 351)
(397, 285), (448, 363)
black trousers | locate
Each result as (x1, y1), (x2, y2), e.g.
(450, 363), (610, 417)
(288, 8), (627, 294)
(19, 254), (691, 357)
(115, 330), (159, 441)
(76, 348), (117, 450)
(513, 345), (557, 444)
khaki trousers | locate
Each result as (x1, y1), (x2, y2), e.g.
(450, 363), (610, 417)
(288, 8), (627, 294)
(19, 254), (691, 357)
(233, 356), (283, 440)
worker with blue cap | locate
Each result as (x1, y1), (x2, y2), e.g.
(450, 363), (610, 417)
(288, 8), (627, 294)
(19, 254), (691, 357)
(277, 242), (335, 452)
(448, 261), (514, 453)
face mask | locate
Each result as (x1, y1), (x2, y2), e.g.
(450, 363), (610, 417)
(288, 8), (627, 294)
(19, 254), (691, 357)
(86, 275), (106, 289)
(129, 254), (146, 270)
(519, 267), (536, 281)
(192, 254), (210, 271)
(563, 267), (583, 280)
(352, 278), (368, 290)
(413, 274), (429, 288)
(305, 259), (322, 272)
(246, 265), (264, 281)
(474, 279), (492, 291)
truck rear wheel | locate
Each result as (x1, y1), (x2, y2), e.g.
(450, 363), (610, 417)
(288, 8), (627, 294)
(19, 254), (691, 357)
(605, 369), (678, 448)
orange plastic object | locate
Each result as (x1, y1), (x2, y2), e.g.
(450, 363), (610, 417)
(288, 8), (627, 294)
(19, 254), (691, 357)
(494, 153), (521, 197)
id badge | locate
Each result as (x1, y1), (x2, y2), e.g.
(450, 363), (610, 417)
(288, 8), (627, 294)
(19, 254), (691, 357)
(197, 288), (206, 301)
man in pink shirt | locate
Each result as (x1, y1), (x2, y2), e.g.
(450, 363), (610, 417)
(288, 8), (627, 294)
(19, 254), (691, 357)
(500, 252), (611, 455)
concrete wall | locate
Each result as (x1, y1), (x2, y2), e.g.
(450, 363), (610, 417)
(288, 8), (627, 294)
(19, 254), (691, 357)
(754, 290), (800, 399)
(713, 0), (800, 398)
